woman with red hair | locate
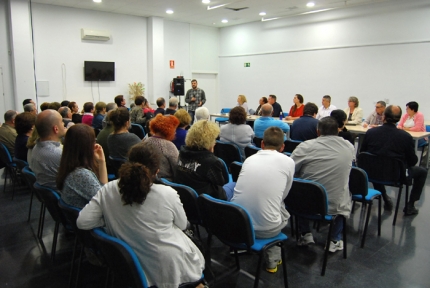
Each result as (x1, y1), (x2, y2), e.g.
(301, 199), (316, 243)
(144, 114), (180, 181)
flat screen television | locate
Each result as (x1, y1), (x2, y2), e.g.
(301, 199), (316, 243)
(84, 61), (115, 81)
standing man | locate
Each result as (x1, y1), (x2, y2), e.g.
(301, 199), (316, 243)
(185, 79), (206, 124)
(268, 95), (283, 117)
(231, 127), (295, 273)
(361, 105), (427, 214)
(316, 95), (336, 120)
(31, 110), (66, 190)
(0, 110), (18, 157)
(254, 104), (290, 140)
(291, 117), (354, 251)
(362, 101), (386, 128)
(290, 102), (319, 141)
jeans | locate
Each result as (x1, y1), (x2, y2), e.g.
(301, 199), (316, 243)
(188, 111), (195, 125)
(223, 182), (236, 201)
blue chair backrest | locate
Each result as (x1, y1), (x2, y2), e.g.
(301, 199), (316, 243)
(284, 178), (329, 219)
(283, 112), (289, 117)
(229, 161), (243, 183)
(348, 167), (369, 197)
(214, 140), (242, 167)
(130, 123), (146, 139)
(244, 145), (260, 158)
(220, 108), (231, 114)
(0, 142), (13, 165)
(426, 125), (430, 132)
(356, 152), (405, 186)
(91, 228), (149, 288)
(217, 157), (232, 184)
(198, 194), (255, 249)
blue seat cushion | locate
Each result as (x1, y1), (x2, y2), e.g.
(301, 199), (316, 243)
(215, 117), (229, 122)
(352, 188), (382, 201)
(252, 233), (288, 251)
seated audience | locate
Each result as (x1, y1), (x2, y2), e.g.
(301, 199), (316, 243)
(231, 127), (294, 273)
(40, 102), (49, 112)
(31, 110), (66, 190)
(92, 101), (106, 130)
(130, 96), (150, 126)
(154, 97), (166, 116)
(165, 97), (178, 115)
(173, 109), (191, 150)
(82, 102), (95, 126)
(286, 94), (304, 120)
(316, 95), (336, 120)
(344, 96), (363, 125)
(22, 99), (34, 109)
(102, 102), (117, 129)
(237, 95), (249, 115)
(362, 105), (427, 214)
(291, 117), (354, 251)
(0, 110), (18, 157)
(144, 114), (180, 181)
(107, 107), (141, 159)
(254, 97), (268, 116)
(254, 104), (290, 140)
(26, 128), (39, 169)
(77, 143), (205, 288)
(174, 120), (235, 200)
(48, 102), (61, 111)
(331, 109), (354, 144)
(195, 107), (209, 121)
(14, 112), (36, 162)
(61, 100), (70, 107)
(97, 110), (115, 173)
(363, 101), (386, 128)
(220, 106), (254, 159)
(23, 103), (37, 115)
(114, 94), (127, 109)
(290, 102), (319, 141)
(56, 124), (107, 208)
(268, 95), (283, 117)
(58, 106), (74, 129)
(69, 101), (82, 123)
(397, 101), (426, 146)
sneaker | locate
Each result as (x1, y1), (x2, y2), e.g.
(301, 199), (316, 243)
(328, 240), (344, 253)
(403, 205), (419, 216)
(384, 197), (393, 211)
(266, 260), (282, 273)
(297, 233), (315, 246)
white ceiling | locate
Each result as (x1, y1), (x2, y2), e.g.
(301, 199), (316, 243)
(31, 0), (391, 27)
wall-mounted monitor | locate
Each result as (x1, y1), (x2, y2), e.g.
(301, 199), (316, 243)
(84, 61), (115, 81)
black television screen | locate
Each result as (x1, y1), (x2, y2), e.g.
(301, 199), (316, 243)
(84, 61), (115, 81)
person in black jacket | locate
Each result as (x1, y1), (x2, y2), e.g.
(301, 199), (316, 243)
(361, 105), (427, 215)
(268, 95), (283, 117)
(174, 120), (235, 201)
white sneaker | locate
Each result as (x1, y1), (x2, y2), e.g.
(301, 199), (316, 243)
(297, 233), (315, 246)
(328, 240), (344, 252)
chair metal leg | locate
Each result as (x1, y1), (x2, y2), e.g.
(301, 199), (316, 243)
(68, 236), (78, 288)
(393, 186), (403, 226)
(294, 216), (299, 241)
(3, 167), (8, 193)
(378, 196), (382, 236)
(342, 216), (347, 259)
(38, 203), (46, 239)
(351, 201), (356, 213)
(361, 203), (372, 248)
(290, 214), (295, 238)
(321, 221), (334, 276)
(253, 250), (265, 288)
(74, 243), (85, 288)
(281, 243), (288, 288)
(27, 189), (35, 222)
(404, 184), (409, 210)
(51, 221), (60, 261)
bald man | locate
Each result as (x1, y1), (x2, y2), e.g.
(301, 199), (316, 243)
(30, 109), (66, 190)
(254, 103), (290, 140)
(361, 105), (427, 215)
(0, 110), (18, 157)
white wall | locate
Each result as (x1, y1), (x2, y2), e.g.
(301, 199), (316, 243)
(219, 0), (430, 118)
(31, 3), (147, 107)
(0, 0), (16, 113)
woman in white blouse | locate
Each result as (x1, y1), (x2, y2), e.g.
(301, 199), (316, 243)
(344, 96), (363, 125)
(77, 142), (205, 288)
(237, 94), (249, 115)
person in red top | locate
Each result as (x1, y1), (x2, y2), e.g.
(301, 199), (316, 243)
(81, 102), (95, 126)
(286, 94), (304, 120)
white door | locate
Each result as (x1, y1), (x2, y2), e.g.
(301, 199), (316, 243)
(191, 73), (218, 115)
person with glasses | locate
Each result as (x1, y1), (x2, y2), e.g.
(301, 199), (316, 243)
(363, 100), (386, 128)
(344, 96), (363, 125)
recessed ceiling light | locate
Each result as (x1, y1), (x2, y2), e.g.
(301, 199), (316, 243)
(259, 12), (266, 16)
(166, 9), (174, 14)
(306, 2), (315, 7)
(221, 19), (228, 23)
(93, 0), (102, 3)
(202, 0), (210, 4)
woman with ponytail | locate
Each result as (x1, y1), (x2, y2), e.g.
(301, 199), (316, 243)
(77, 142), (205, 288)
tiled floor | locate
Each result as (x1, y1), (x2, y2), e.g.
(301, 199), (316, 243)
(1, 170), (430, 288)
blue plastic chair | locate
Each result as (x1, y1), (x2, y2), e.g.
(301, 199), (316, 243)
(283, 139), (302, 156)
(129, 123), (146, 139)
(198, 194), (288, 288)
(215, 108), (231, 126)
(214, 140), (243, 167)
(283, 112), (289, 117)
(217, 157), (233, 183)
(229, 161), (243, 183)
(349, 167), (382, 248)
(284, 178), (347, 276)
(0, 143), (18, 198)
(244, 145), (261, 159)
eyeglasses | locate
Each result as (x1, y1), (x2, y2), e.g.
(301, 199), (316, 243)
(375, 106), (383, 108)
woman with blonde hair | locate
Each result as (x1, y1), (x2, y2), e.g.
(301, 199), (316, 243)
(174, 120), (236, 200)
(344, 96), (363, 125)
(237, 95), (249, 115)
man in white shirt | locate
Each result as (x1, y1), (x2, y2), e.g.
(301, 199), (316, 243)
(231, 127), (295, 273)
(316, 95), (336, 120)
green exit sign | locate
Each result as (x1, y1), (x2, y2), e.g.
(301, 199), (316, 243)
(244, 62), (250, 67)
